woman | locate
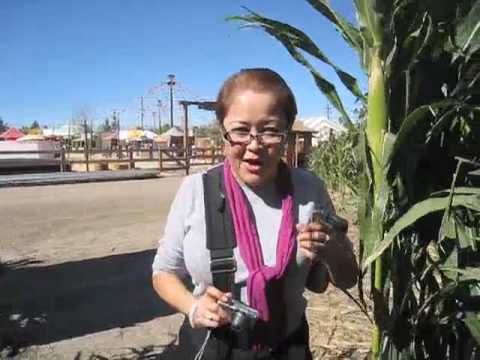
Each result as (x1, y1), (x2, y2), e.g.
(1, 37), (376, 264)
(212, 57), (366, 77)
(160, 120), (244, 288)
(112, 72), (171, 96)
(152, 68), (358, 359)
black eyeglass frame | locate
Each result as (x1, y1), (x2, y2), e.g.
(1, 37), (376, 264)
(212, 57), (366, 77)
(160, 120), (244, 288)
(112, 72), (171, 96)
(222, 128), (288, 146)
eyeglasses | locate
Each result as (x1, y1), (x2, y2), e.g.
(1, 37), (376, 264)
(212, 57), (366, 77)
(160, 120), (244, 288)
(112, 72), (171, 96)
(223, 129), (287, 146)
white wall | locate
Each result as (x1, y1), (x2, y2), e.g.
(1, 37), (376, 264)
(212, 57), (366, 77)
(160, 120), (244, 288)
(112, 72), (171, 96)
(0, 141), (56, 159)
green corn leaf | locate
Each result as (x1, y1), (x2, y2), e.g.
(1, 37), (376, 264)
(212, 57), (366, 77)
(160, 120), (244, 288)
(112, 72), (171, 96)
(306, 0), (363, 51)
(381, 132), (396, 174)
(282, 41), (354, 127)
(229, 11), (364, 100)
(360, 206), (384, 266)
(441, 244), (459, 281)
(362, 194), (480, 271)
(470, 169), (480, 177)
(455, 1), (480, 56)
(355, 0), (383, 46)
(457, 266), (480, 282)
(401, 12), (433, 70)
(427, 107), (460, 141)
(415, 283), (457, 323)
(432, 187), (480, 196)
(464, 315), (480, 345)
(439, 214), (457, 241)
(359, 28), (372, 70)
(457, 222), (477, 249)
(357, 132), (377, 259)
(440, 267), (480, 282)
(388, 100), (455, 168)
(228, 11), (363, 119)
(365, 135), (394, 260)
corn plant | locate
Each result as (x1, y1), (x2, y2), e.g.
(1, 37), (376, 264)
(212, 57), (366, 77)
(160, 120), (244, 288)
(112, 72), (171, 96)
(308, 127), (362, 196)
(230, 0), (480, 358)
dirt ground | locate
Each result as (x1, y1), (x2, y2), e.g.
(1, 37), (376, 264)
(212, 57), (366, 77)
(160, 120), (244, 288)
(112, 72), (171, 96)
(0, 172), (371, 359)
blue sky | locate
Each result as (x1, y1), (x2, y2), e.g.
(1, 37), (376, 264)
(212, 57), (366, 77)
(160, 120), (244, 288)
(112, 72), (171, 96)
(0, 0), (366, 130)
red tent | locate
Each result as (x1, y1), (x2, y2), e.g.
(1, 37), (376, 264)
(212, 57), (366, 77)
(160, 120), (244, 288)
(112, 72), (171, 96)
(0, 128), (24, 141)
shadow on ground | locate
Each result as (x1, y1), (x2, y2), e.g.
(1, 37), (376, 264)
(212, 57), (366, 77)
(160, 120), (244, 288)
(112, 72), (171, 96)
(72, 321), (204, 360)
(0, 250), (175, 354)
(73, 344), (191, 360)
(73, 344), (194, 360)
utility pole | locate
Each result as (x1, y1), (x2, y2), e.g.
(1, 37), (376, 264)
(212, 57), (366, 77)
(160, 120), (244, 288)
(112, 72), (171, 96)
(167, 74), (176, 127)
(112, 110), (117, 132)
(83, 118), (89, 172)
(117, 111), (121, 138)
(113, 109), (121, 139)
(326, 103), (331, 121)
(182, 101), (189, 175)
(157, 99), (162, 133)
(112, 110), (118, 149)
(152, 112), (156, 130)
(90, 119), (94, 150)
(140, 96), (145, 129)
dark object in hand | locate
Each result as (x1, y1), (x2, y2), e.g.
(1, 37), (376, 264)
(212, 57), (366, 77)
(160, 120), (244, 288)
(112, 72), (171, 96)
(311, 209), (348, 234)
(218, 299), (259, 332)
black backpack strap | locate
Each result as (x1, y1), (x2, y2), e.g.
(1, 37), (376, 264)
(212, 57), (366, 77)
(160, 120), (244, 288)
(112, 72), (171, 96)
(202, 165), (237, 293)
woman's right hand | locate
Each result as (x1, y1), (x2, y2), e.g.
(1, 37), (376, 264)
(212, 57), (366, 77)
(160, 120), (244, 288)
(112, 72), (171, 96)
(190, 286), (232, 328)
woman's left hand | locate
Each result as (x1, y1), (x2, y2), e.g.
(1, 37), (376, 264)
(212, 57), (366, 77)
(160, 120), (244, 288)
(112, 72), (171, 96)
(296, 222), (332, 263)
(297, 222), (359, 289)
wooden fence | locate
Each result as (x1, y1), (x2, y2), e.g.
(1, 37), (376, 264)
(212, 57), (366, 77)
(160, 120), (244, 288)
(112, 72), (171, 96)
(0, 146), (224, 175)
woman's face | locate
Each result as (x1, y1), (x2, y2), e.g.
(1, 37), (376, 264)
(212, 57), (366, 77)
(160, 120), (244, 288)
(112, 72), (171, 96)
(222, 89), (288, 188)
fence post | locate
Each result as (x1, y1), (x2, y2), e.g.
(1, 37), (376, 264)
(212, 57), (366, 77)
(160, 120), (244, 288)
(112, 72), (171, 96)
(185, 147), (190, 175)
(117, 144), (122, 160)
(158, 149), (163, 172)
(60, 146), (66, 172)
(129, 147), (134, 169)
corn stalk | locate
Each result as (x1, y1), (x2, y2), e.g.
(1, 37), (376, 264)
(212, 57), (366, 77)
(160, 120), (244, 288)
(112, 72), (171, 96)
(308, 128), (361, 197)
(231, 0), (480, 358)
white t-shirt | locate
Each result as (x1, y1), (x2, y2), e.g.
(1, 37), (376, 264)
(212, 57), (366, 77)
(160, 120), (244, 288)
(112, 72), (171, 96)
(152, 164), (335, 336)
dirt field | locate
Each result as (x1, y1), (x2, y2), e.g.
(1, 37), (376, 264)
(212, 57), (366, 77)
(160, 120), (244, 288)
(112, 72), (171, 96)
(0, 174), (371, 359)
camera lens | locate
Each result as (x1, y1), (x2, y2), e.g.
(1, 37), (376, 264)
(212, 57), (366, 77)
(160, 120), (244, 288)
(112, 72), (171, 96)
(329, 214), (348, 233)
(231, 312), (247, 332)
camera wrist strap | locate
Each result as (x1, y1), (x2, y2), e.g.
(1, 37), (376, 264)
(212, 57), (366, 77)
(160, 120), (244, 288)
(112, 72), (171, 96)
(202, 165), (237, 293)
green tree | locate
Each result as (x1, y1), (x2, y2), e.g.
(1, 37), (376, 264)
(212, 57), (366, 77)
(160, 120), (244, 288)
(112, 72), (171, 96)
(232, 1), (480, 358)
(0, 117), (7, 133)
(151, 124), (172, 135)
(193, 121), (223, 145)
(98, 117), (113, 133)
(19, 121), (42, 134)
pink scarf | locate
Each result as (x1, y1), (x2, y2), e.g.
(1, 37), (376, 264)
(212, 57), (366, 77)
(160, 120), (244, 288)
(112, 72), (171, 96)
(223, 160), (296, 322)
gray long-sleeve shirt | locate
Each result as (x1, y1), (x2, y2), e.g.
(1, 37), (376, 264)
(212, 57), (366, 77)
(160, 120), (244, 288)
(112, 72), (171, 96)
(152, 164), (335, 335)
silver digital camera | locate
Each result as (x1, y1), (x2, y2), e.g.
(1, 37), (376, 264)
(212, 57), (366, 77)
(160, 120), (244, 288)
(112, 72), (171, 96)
(311, 208), (348, 234)
(218, 299), (259, 332)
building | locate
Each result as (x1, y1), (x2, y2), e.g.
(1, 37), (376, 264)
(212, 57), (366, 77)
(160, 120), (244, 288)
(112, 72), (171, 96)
(300, 116), (346, 145)
(285, 120), (316, 168)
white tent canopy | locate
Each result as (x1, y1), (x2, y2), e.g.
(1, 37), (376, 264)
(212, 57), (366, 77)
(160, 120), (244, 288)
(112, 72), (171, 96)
(162, 126), (186, 137)
(156, 126), (193, 142)
(43, 124), (83, 138)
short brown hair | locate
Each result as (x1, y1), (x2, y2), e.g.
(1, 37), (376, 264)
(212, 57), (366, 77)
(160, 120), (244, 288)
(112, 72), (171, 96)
(215, 68), (297, 129)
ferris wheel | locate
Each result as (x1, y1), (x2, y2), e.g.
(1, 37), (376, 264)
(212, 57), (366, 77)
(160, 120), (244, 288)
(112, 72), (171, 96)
(111, 75), (211, 131)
